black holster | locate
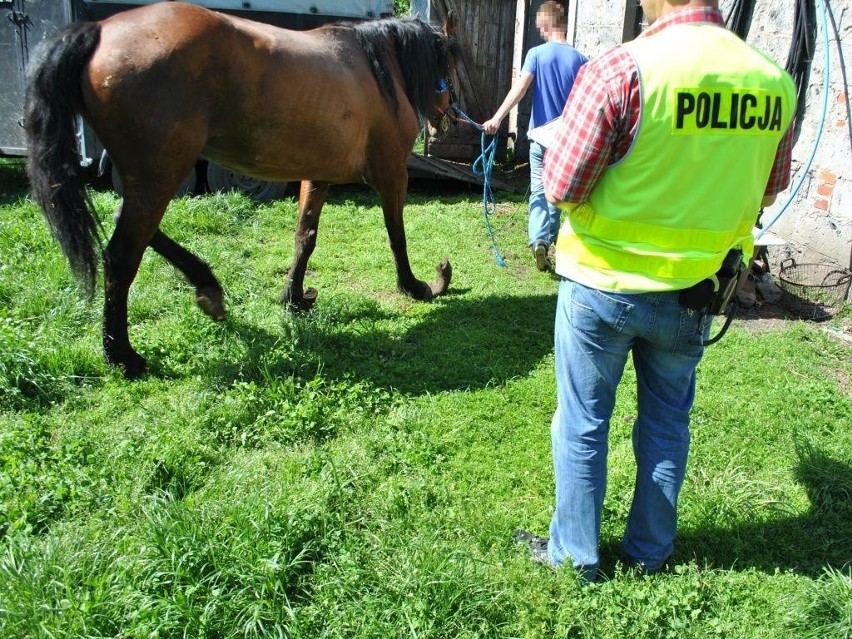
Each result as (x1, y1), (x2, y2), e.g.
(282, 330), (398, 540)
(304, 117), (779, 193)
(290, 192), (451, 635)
(678, 249), (746, 315)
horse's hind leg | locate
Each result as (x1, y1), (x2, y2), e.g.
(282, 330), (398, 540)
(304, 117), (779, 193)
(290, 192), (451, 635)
(103, 193), (172, 378)
(149, 230), (224, 320)
(281, 180), (329, 311)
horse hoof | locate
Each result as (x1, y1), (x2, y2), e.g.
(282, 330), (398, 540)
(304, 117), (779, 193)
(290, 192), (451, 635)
(302, 288), (318, 308)
(294, 288), (318, 311)
(196, 286), (226, 320)
(282, 287), (318, 312)
(430, 258), (452, 297)
(112, 352), (147, 379)
(406, 280), (434, 301)
(123, 361), (146, 379)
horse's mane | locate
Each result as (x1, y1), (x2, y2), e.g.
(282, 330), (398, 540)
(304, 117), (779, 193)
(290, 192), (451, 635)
(350, 17), (459, 120)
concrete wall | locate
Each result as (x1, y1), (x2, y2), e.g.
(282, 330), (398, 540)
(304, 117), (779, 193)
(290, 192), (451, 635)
(566, 0), (851, 292)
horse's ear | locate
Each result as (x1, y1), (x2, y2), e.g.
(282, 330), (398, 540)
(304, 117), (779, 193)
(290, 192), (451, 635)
(443, 10), (457, 38)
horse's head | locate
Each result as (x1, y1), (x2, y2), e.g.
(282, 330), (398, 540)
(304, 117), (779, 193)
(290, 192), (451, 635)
(426, 76), (456, 139)
(424, 12), (459, 139)
(353, 14), (460, 139)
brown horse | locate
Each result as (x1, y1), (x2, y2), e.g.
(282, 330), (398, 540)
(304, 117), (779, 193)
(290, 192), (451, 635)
(24, 2), (458, 378)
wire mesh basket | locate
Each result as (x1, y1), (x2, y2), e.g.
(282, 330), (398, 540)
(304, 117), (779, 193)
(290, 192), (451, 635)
(777, 258), (852, 321)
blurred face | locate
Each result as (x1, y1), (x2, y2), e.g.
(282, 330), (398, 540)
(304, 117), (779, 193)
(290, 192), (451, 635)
(536, 6), (563, 39)
(536, 13), (550, 38)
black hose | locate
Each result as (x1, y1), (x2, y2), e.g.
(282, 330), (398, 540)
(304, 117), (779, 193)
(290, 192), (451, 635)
(725, 0), (755, 40)
(784, 0), (817, 143)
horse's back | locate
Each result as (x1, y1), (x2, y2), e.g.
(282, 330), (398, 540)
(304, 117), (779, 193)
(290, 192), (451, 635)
(86, 3), (235, 104)
(82, 2), (393, 183)
(87, 2), (371, 120)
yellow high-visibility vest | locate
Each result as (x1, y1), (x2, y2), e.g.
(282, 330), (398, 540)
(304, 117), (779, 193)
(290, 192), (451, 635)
(554, 22), (796, 292)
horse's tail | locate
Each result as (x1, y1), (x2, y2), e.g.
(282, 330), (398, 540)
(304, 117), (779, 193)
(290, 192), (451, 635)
(24, 21), (102, 296)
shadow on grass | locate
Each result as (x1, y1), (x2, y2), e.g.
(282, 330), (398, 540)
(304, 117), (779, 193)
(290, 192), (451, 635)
(0, 159), (30, 205)
(198, 293), (557, 395)
(598, 445), (852, 579)
(295, 293), (557, 394)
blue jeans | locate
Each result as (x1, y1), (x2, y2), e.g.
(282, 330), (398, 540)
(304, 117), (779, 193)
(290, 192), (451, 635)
(548, 278), (712, 580)
(529, 141), (561, 247)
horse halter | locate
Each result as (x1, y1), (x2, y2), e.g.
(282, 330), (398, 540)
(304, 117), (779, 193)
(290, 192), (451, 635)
(432, 77), (457, 135)
(436, 76), (459, 104)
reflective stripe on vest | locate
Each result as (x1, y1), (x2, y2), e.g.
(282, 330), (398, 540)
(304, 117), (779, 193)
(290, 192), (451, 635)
(554, 23), (796, 292)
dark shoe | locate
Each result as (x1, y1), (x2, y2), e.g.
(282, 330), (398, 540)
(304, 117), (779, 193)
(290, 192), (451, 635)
(532, 242), (551, 272)
(512, 528), (551, 564)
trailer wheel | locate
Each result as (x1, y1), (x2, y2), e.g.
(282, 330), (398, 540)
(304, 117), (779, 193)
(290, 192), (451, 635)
(110, 162), (198, 198)
(206, 162), (289, 202)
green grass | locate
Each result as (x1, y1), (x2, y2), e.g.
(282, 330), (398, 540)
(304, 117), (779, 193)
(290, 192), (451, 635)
(1, 161), (851, 638)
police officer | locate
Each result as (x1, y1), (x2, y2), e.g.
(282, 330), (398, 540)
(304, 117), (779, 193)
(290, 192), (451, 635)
(512, 0), (796, 580)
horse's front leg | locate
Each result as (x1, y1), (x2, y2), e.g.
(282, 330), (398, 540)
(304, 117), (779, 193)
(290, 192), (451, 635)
(378, 174), (452, 301)
(149, 230), (225, 320)
(282, 181), (329, 311)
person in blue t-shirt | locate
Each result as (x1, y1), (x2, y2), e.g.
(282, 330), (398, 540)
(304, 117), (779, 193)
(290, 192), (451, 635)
(483, 1), (587, 271)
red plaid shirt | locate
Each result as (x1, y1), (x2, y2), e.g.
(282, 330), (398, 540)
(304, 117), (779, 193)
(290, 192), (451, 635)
(542, 7), (794, 204)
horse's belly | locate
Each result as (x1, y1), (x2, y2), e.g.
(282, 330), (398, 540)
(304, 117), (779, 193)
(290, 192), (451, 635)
(204, 131), (368, 184)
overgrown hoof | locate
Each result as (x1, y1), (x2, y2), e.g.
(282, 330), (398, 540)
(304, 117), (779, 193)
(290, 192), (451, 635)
(402, 279), (435, 301)
(196, 285), (225, 320)
(282, 287), (318, 312)
(302, 288), (318, 308)
(107, 350), (147, 380)
(430, 258), (452, 297)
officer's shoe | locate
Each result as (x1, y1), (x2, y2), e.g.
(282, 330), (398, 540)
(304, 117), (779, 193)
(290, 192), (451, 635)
(532, 242), (551, 272)
(512, 528), (551, 564)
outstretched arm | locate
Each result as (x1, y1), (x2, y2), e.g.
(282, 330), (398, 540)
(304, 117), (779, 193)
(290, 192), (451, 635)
(482, 72), (534, 135)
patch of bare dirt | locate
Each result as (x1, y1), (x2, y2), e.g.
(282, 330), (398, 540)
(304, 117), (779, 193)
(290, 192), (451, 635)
(733, 299), (797, 334)
(731, 269), (852, 340)
(734, 294), (852, 341)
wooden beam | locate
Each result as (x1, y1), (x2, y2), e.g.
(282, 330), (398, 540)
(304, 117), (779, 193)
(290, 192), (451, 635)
(622, 0), (644, 43)
(507, 0), (528, 150)
(567, 0), (578, 46)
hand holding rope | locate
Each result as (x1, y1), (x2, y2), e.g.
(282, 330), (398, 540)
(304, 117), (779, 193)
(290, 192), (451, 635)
(443, 105), (506, 267)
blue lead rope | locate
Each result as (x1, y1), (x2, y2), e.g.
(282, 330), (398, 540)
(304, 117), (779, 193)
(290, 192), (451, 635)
(448, 106), (506, 267)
